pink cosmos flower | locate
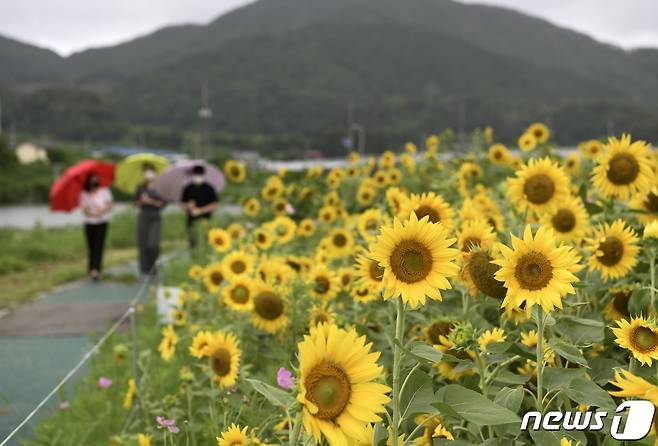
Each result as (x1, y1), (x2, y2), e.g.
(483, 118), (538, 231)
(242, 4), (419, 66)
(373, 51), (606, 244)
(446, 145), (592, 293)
(59, 401), (70, 410)
(98, 376), (112, 388)
(156, 416), (180, 434)
(277, 367), (294, 390)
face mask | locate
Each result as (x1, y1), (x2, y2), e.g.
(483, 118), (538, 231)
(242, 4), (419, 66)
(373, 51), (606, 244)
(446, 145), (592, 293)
(143, 170), (156, 180)
(192, 175), (204, 185)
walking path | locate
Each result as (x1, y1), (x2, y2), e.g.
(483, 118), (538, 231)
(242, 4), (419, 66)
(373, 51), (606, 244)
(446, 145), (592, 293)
(0, 271), (143, 444)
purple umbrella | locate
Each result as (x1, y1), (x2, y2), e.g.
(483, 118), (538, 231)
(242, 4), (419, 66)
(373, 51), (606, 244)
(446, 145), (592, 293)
(152, 160), (225, 203)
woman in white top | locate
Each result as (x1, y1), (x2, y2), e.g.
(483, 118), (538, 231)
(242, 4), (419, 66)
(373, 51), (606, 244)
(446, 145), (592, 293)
(79, 172), (113, 281)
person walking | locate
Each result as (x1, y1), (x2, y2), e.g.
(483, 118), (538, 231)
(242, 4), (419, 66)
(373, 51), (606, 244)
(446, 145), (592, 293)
(181, 164), (218, 250)
(80, 172), (113, 281)
(134, 162), (165, 277)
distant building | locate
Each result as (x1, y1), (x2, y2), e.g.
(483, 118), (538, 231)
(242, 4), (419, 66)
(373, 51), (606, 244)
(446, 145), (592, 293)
(15, 142), (49, 164)
(92, 146), (188, 163)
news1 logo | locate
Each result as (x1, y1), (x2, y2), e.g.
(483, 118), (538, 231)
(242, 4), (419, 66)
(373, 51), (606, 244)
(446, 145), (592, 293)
(520, 400), (655, 440)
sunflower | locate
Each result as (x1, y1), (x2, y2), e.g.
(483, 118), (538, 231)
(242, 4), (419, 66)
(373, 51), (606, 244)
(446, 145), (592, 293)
(488, 143), (511, 166)
(309, 303), (336, 328)
(216, 424), (248, 446)
(507, 157), (571, 213)
(308, 265), (341, 301)
(158, 325), (178, 361)
(539, 196), (591, 244)
(224, 160), (247, 183)
(318, 206), (338, 224)
(478, 328), (506, 351)
(609, 369), (658, 404)
(369, 213), (460, 308)
(351, 284), (379, 303)
(272, 197), (289, 215)
(203, 262), (226, 294)
(604, 287), (633, 321)
(580, 139), (604, 160)
(261, 177), (285, 201)
(297, 323), (391, 445)
(423, 320), (454, 346)
(253, 228), (273, 250)
(457, 219), (496, 253)
(227, 222), (246, 240)
(243, 197), (261, 217)
(563, 152), (581, 176)
(223, 278), (254, 312)
(591, 134), (654, 201)
(337, 267), (354, 291)
(208, 228), (232, 253)
(645, 221), (658, 239)
(518, 132), (537, 152)
(433, 424), (455, 441)
(250, 281), (288, 333)
(189, 330), (212, 358)
(206, 331), (241, 388)
(386, 187), (407, 215)
(221, 251), (253, 280)
(613, 316), (658, 366)
(326, 228), (354, 258)
(630, 188), (658, 224)
(528, 122), (550, 144)
(586, 219), (639, 280)
(398, 192), (456, 232)
(269, 216), (297, 244)
(356, 184), (376, 206)
(297, 218), (316, 237)
(494, 225), (582, 314)
(357, 209), (384, 242)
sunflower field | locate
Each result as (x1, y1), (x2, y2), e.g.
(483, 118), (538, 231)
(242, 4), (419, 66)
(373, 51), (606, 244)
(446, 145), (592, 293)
(27, 125), (658, 446)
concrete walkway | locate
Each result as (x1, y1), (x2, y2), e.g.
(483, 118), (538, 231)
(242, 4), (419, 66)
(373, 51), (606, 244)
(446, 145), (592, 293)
(0, 276), (143, 444)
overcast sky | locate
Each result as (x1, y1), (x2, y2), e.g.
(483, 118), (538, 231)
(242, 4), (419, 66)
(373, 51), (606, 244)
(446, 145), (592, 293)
(1, 0), (657, 56)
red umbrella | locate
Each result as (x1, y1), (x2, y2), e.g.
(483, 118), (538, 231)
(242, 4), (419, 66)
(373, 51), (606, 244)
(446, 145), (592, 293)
(50, 160), (115, 211)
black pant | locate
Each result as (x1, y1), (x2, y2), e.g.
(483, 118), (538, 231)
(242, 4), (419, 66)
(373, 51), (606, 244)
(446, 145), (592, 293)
(84, 223), (108, 273)
(138, 210), (161, 274)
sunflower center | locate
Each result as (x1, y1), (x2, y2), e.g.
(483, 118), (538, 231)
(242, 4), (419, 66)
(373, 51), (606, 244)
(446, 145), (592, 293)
(365, 219), (379, 231)
(230, 285), (250, 304)
(612, 290), (631, 317)
(305, 362), (351, 420)
(607, 153), (639, 185)
(645, 193), (658, 213)
(461, 237), (481, 252)
(632, 327), (658, 352)
(414, 205), (440, 224)
(597, 237), (624, 266)
(333, 233), (347, 247)
(314, 276), (330, 294)
(551, 209), (576, 233)
(231, 260), (246, 274)
(211, 348), (231, 377)
(253, 291), (284, 320)
(230, 167), (241, 177)
(494, 151), (502, 159)
(514, 251), (553, 291)
(427, 321), (453, 345)
(210, 271), (224, 286)
(313, 313), (329, 324)
(340, 273), (351, 287)
(214, 236), (225, 246)
(467, 251), (507, 299)
(369, 260), (384, 282)
(390, 240), (433, 283)
(257, 233), (266, 243)
(523, 174), (555, 204)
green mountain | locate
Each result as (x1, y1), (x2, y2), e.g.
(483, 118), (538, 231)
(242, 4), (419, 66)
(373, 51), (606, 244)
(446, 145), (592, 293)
(2, 0), (658, 152)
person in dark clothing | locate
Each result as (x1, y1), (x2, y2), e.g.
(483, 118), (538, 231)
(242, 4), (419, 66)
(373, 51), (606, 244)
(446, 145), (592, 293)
(80, 172), (113, 281)
(181, 164), (218, 249)
(134, 162), (165, 276)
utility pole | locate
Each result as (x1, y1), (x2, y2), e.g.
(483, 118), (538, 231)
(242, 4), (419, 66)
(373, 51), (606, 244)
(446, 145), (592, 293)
(0, 97), (3, 137)
(198, 79), (212, 159)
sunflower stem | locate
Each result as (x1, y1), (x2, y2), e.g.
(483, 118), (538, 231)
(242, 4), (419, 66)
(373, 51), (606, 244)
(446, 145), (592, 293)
(289, 411), (303, 446)
(392, 297), (406, 446)
(535, 307), (545, 412)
